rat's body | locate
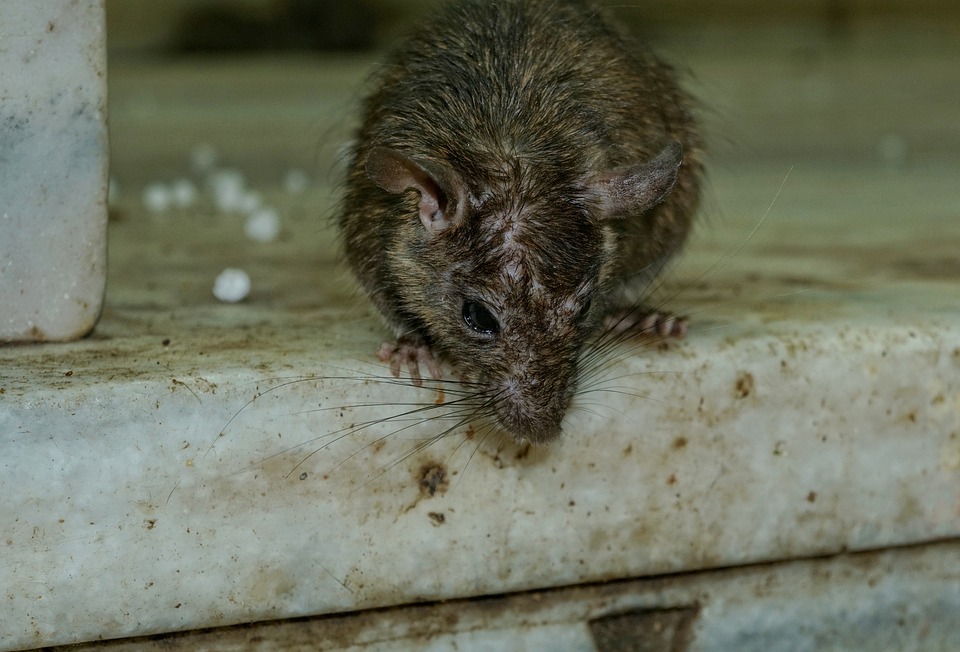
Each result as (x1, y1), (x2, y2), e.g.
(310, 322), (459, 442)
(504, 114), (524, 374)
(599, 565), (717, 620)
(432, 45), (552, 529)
(339, 0), (703, 444)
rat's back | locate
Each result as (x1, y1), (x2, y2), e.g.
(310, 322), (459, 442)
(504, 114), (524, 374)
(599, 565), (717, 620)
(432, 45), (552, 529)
(357, 0), (692, 169)
(343, 0), (702, 300)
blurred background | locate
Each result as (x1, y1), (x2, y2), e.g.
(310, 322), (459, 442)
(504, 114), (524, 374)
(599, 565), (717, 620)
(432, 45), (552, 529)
(104, 0), (960, 193)
(105, 0), (960, 54)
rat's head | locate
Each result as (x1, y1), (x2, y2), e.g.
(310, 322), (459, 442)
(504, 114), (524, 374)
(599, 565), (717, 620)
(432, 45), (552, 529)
(365, 142), (682, 444)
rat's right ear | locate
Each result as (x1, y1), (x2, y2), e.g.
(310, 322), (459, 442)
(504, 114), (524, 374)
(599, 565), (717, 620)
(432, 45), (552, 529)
(365, 147), (462, 233)
(589, 141), (683, 220)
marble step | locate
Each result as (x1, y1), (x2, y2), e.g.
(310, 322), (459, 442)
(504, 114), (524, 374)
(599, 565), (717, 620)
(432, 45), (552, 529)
(2, 162), (958, 650)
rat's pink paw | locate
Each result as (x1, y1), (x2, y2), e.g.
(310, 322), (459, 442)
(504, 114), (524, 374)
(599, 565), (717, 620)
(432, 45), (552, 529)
(604, 308), (689, 338)
(377, 337), (443, 386)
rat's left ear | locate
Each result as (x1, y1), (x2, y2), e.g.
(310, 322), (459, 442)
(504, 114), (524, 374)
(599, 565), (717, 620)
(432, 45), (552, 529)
(365, 146), (465, 234)
(589, 141), (683, 220)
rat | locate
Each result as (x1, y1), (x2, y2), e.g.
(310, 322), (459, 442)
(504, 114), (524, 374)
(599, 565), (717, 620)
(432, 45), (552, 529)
(338, 0), (703, 446)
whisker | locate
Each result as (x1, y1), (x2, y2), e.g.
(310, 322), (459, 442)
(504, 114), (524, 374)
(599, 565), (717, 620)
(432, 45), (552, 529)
(297, 395), (483, 477)
(453, 422), (500, 491)
(350, 414), (480, 492)
(572, 168), (795, 438)
(314, 385), (508, 486)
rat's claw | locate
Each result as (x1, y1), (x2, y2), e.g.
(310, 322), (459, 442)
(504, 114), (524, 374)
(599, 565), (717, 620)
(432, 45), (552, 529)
(377, 341), (403, 378)
(421, 349), (443, 380)
(659, 314), (688, 337)
(377, 338), (443, 386)
(406, 357), (423, 386)
(605, 308), (689, 338)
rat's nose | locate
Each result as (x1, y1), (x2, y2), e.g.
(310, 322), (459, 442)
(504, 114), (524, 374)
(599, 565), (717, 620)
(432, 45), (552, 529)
(497, 371), (574, 445)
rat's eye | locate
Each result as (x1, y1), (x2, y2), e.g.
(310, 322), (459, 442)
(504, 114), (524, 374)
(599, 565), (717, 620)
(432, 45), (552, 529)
(462, 301), (500, 336)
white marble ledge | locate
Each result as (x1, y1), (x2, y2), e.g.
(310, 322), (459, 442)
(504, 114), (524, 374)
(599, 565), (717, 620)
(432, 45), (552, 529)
(0, 165), (958, 649)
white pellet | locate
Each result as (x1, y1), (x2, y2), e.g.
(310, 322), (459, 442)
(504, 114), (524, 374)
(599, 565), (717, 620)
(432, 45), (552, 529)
(236, 190), (263, 214)
(212, 171), (246, 209)
(212, 268), (251, 303)
(170, 178), (198, 208)
(208, 168), (247, 213)
(209, 168), (245, 192)
(283, 168), (309, 194)
(244, 207), (281, 242)
(142, 182), (172, 213)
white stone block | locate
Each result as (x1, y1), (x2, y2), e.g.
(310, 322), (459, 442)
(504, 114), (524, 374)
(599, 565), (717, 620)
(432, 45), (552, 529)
(0, 1), (108, 342)
(1, 163), (959, 649)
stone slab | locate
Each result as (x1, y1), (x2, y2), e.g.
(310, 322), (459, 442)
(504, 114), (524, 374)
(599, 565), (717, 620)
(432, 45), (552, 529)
(1, 163), (958, 649)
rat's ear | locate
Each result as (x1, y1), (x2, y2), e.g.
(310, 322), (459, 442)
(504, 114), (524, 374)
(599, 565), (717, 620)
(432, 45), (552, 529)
(365, 147), (463, 233)
(589, 141), (683, 220)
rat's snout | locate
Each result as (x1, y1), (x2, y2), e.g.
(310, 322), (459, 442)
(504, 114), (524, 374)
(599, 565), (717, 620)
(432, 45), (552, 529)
(496, 365), (576, 445)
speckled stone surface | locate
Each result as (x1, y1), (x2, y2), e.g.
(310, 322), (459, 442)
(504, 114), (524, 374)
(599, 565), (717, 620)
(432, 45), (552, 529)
(2, 163), (957, 650)
(0, 1), (108, 342)
(2, 26), (960, 651)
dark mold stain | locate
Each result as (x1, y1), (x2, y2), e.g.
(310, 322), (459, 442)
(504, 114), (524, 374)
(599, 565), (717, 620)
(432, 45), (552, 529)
(589, 605), (701, 652)
(734, 371), (755, 399)
(418, 463), (448, 497)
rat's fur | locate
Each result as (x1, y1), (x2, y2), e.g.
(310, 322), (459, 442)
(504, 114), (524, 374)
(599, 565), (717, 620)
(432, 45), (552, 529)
(339, 0), (703, 444)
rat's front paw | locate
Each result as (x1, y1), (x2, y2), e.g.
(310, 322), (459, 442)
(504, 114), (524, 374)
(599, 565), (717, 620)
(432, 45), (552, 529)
(604, 308), (689, 338)
(377, 336), (443, 386)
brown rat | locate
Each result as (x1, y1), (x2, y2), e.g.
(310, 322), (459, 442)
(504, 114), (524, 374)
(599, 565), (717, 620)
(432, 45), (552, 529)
(339, 0), (703, 445)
